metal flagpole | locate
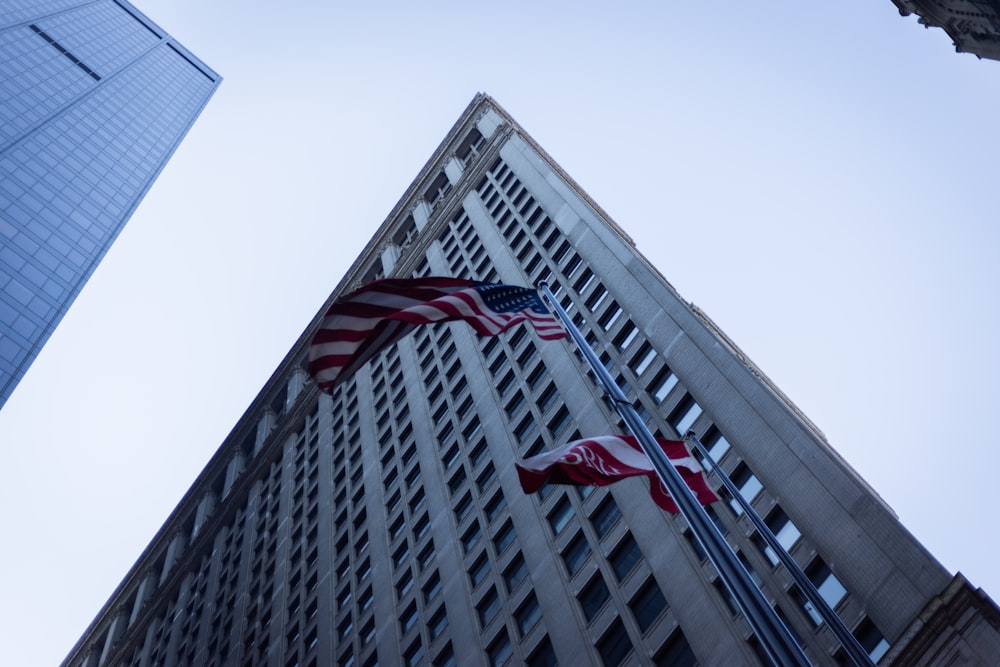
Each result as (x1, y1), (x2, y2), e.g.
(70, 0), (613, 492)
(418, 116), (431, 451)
(537, 281), (811, 667)
(686, 433), (875, 667)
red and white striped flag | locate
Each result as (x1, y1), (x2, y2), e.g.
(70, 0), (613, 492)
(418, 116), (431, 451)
(516, 435), (718, 513)
(308, 277), (566, 392)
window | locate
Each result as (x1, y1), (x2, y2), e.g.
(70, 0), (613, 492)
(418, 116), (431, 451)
(477, 587), (501, 627)
(610, 533), (643, 581)
(418, 542), (436, 571)
(669, 394), (703, 436)
(470, 555), (491, 587)
(573, 268), (594, 294)
(809, 558), (847, 615)
(596, 618), (631, 667)
(414, 513), (430, 539)
(359, 586), (373, 611)
(462, 523), (482, 553)
(428, 606), (448, 639)
(714, 578), (738, 616)
(396, 569), (414, 598)
(547, 406), (571, 436)
(654, 629), (697, 667)
(527, 637), (556, 667)
(389, 515), (405, 540)
(599, 302), (622, 330)
(514, 414), (537, 443)
(548, 498), (574, 535)
(336, 586), (352, 610)
(497, 370), (516, 395)
(447, 467), (466, 496)
(630, 578), (668, 632)
(794, 557), (848, 626)
(515, 592), (542, 636)
(477, 463), (497, 491)
(525, 363), (545, 389)
(360, 616), (375, 642)
(488, 632), (513, 667)
(504, 553), (528, 592)
(563, 253), (582, 277)
(537, 383), (559, 411)
(738, 550), (762, 587)
(613, 321), (640, 350)
(433, 643), (456, 667)
(424, 572), (442, 603)
(403, 640), (423, 667)
(494, 520), (516, 554)
(756, 506), (801, 566)
(517, 344), (537, 369)
(590, 497), (621, 539)
(728, 462), (763, 514)
(485, 492), (507, 522)
(506, 391), (526, 418)
(701, 425), (731, 463)
(393, 544), (410, 569)
(585, 285), (608, 311)
(631, 343), (656, 376)
(337, 616), (353, 640)
(400, 602), (418, 632)
(470, 440), (489, 467)
(848, 617), (890, 663)
(404, 465), (421, 489)
(649, 367), (678, 403)
(578, 575), (610, 621)
(562, 534), (591, 575)
(454, 492), (473, 523)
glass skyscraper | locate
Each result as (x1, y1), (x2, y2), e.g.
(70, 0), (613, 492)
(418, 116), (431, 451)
(62, 95), (1000, 666)
(0, 0), (220, 408)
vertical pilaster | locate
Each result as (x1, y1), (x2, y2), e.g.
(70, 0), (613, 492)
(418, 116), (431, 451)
(130, 567), (158, 625)
(159, 529), (187, 586)
(192, 490), (217, 539)
(444, 155), (464, 184)
(223, 450), (245, 498)
(97, 607), (129, 665)
(411, 201), (431, 230)
(287, 368), (309, 409)
(161, 574), (192, 667)
(381, 243), (400, 274)
(255, 409), (275, 454)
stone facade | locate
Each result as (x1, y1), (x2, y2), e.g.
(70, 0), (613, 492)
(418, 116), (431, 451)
(63, 94), (1000, 667)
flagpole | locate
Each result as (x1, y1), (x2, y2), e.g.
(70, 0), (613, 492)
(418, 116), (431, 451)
(687, 433), (875, 667)
(537, 282), (811, 667)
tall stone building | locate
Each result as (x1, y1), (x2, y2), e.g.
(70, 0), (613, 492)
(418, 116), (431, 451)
(890, 0), (1000, 60)
(0, 0), (220, 409)
(63, 94), (1000, 666)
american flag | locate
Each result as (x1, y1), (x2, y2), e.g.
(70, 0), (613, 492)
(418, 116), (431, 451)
(308, 277), (566, 392)
(516, 435), (718, 513)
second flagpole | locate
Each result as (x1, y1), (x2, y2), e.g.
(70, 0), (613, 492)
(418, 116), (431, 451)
(537, 281), (810, 667)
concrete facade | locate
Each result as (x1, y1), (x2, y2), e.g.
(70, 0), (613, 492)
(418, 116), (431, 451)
(63, 94), (999, 667)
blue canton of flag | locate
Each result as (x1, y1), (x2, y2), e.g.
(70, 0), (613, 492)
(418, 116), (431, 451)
(475, 283), (552, 316)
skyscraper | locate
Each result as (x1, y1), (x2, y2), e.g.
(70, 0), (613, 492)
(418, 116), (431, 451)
(62, 94), (1000, 666)
(0, 0), (220, 408)
(890, 0), (1000, 61)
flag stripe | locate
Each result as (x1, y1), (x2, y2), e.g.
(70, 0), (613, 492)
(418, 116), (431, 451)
(308, 277), (567, 391)
(516, 435), (718, 513)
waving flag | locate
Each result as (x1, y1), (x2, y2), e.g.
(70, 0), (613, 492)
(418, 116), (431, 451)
(516, 435), (718, 513)
(308, 277), (566, 392)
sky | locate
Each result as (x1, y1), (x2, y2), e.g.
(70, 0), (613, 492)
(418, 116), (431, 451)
(1, 2), (998, 665)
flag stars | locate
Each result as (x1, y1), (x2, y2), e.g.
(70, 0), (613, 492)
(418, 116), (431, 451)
(478, 283), (546, 314)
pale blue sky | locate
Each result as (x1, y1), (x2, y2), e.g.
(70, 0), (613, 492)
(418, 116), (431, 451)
(1, 2), (997, 664)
